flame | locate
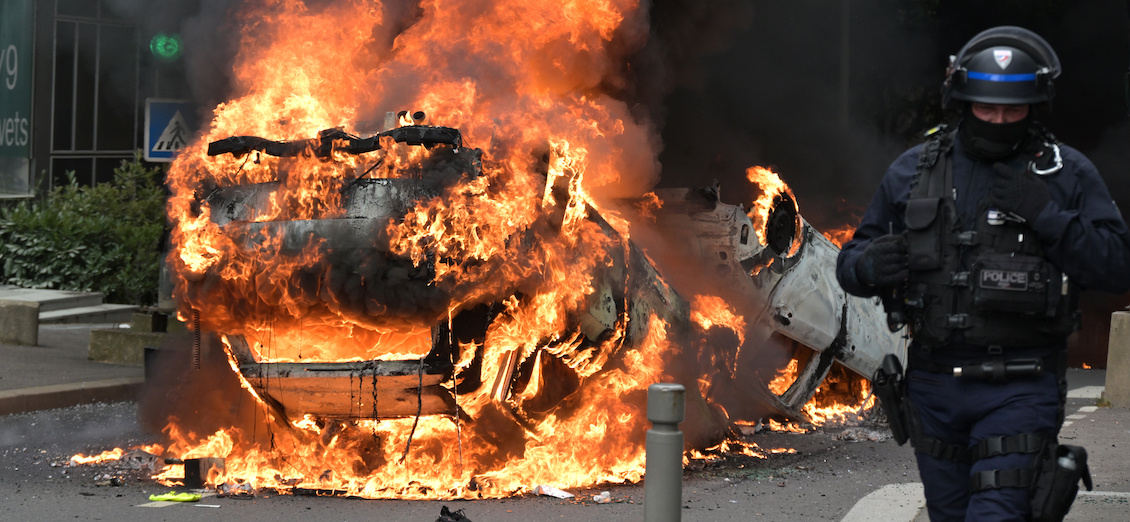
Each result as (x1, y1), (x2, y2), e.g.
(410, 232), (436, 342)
(149, 0), (677, 498)
(765, 418), (810, 433)
(690, 295), (747, 347)
(764, 363), (877, 431)
(802, 370), (875, 428)
(68, 444), (166, 466)
(744, 166), (800, 256)
(94, 0), (880, 500)
(821, 225), (856, 248)
(686, 439), (769, 462)
(820, 200), (863, 248)
(68, 448), (125, 465)
(766, 358), (799, 396)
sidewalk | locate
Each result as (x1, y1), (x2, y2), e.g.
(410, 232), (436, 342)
(1060, 373), (1130, 521)
(0, 323), (144, 415)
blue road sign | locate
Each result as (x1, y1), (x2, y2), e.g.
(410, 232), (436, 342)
(145, 99), (194, 162)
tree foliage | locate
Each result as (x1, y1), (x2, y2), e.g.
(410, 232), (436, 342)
(0, 155), (166, 305)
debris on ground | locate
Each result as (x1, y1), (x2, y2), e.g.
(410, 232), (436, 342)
(149, 491), (202, 502)
(118, 449), (162, 472)
(217, 480), (255, 498)
(92, 474), (123, 487)
(533, 485), (574, 499)
(436, 505), (472, 522)
(592, 491), (611, 503)
(834, 426), (891, 442)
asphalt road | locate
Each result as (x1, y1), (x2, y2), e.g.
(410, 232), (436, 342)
(0, 374), (1123, 521)
(0, 400), (915, 522)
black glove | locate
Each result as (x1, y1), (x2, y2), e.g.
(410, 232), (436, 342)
(991, 162), (1051, 222)
(855, 234), (908, 288)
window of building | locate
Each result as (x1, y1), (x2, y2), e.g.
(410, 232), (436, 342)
(51, 0), (138, 188)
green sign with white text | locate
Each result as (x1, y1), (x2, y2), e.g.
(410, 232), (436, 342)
(0, 0), (34, 195)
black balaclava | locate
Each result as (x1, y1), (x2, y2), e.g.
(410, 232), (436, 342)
(957, 104), (1031, 161)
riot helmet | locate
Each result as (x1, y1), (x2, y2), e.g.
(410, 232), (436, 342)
(942, 26), (1061, 109)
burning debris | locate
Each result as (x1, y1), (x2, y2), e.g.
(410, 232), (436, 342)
(533, 484), (575, 499)
(70, 0), (903, 500)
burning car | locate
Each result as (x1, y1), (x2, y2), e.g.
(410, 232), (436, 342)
(190, 121), (692, 427)
(149, 114), (903, 498)
(123, 0), (906, 500)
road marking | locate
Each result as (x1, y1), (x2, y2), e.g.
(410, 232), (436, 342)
(1067, 386), (1103, 399)
(137, 501), (178, 508)
(1063, 388), (1103, 426)
(1079, 491), (1130, 498)
(840, 482), (924, 522)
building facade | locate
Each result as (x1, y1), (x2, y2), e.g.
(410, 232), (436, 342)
(1, 0), (189, 199)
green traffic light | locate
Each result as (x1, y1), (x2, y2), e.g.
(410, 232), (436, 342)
(150, 33), (183, 62)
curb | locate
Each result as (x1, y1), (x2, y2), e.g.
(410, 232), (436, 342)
(0, 377), (144, 416)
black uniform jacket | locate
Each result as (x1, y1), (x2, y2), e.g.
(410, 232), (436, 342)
(836, 135), (1130, 299)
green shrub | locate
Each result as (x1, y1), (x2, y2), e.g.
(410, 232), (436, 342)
(0, 154), (166, 305)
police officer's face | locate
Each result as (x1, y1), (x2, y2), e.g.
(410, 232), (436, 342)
(970, 103), (1030, 124)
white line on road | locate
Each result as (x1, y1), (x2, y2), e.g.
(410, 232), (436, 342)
(1079, 490), (1130, 498)
(1068, 386), (1104, 399)
(137, 501), (178, 508)
(840, 482), (925, 522)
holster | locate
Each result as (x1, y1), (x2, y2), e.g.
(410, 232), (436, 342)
(873, 354), (911, 445)
(1030, 444), (1093, 522)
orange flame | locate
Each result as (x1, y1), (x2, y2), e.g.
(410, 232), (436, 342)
(745, 167), (794, 246)
(101, 0), (881, 500)
(766, 358), (799, 396)
(68, 448), (126, 466)
(743, 165), (803, 262)
(821, 225), (856, 248)
(68, 444), (166, 466)
(690, 295), (747, 347)
(765, 363), (877, 431)
(153, 0), (680, 499)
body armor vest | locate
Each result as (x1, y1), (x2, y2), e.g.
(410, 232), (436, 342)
(902, 126), (1078, 349)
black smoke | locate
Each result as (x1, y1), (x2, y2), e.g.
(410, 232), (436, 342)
(111, 0), (1130, 368)
(653, 0), (1130, 232)
(106, 0), (1130, 217)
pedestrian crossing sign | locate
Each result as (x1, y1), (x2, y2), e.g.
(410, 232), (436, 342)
(144, 99), (195, 162)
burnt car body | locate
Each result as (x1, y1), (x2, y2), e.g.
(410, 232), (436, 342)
(184, 123), (903, 433)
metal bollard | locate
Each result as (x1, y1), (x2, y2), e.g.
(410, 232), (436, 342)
(644, 383), (685, 522)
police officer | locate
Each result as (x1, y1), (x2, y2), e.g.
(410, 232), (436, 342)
(836, 26), (1130, 521)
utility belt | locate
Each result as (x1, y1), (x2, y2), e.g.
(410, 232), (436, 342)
(906, 343), (1063, 382)
(872, 353), (1090, 521)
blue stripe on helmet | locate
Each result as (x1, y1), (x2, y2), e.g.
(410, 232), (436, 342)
(967, 71), (1037, 82)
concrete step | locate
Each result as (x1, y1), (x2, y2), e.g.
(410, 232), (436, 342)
(39, 304), (139, 324)
(0, 286), (104, 312)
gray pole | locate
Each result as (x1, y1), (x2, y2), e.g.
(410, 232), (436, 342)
(644, 383), (686, 522)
